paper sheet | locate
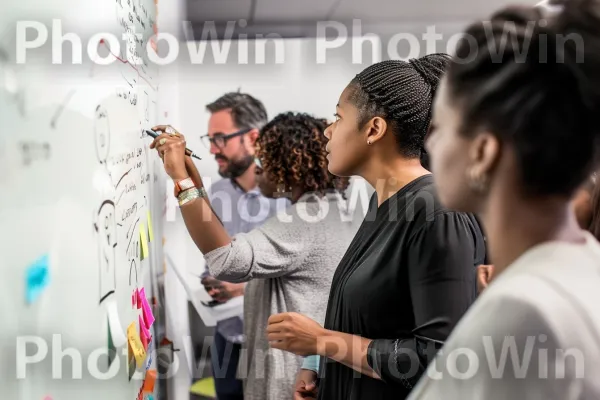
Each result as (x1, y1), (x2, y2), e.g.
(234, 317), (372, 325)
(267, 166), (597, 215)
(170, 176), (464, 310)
(165, 252), (234, 327)
(165, 253), (217, 326)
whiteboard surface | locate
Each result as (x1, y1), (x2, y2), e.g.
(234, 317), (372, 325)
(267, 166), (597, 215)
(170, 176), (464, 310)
(0, 0), (168, 398)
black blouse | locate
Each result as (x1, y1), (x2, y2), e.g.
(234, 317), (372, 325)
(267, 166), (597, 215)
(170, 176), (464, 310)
(317, 175), (486, 400)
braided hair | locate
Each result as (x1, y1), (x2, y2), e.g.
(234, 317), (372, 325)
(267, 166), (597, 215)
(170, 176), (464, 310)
(445, 0), (600, 197)
(256, 112), (351, 198)
(347, 54), (451, 159)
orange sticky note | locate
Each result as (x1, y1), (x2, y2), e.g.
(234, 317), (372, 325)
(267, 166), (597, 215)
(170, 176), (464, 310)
(147, 211), (154, 242)
(139, 223), (149, 259)
(127, 322), (147, 368)
(142, 369), (157, 393)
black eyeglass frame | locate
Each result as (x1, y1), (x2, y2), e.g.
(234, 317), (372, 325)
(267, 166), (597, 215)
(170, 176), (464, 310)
(200, 128), (253, 149)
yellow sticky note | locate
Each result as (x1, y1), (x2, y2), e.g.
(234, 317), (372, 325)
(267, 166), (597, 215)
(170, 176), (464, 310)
(147, 211), (154, 242)
(139, 223), (149, 259)
(127, 322), (147, 368)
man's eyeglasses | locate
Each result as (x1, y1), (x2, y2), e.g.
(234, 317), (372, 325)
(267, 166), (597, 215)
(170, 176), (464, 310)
(200, 128), (252, 149)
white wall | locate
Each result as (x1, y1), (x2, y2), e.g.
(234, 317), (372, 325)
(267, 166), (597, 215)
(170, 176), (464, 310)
(176, 38), (364, 182)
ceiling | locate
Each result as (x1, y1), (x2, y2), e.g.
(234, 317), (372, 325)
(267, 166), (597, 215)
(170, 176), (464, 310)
(185, 0), (542, 39)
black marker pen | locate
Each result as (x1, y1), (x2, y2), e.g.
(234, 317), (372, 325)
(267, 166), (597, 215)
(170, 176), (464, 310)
(145, 129), (202, 160)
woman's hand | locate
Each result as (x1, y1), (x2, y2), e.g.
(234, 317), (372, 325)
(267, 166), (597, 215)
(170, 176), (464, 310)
(149, 125), (189, 181)
(266, 312), (325, 356)
(294, 369), (318, 400)
(477, 264), (495, 294)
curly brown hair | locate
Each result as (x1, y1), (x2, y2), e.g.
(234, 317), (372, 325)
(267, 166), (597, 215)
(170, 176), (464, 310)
(255, 112), (350, 198)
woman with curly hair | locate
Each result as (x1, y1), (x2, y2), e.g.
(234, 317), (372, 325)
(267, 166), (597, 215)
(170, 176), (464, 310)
(254, 112), (350, 202)
(150, 112), (360, 400)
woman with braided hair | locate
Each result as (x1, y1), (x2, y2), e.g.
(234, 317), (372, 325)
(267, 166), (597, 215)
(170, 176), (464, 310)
(150, 112), (360, 399)
(266, 54), (487, 400)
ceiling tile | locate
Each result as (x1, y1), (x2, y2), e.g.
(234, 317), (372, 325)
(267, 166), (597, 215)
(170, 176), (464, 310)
(253, 0), (339, 22)
(187, 0), (253, 22)
(330, 0), (541, 22)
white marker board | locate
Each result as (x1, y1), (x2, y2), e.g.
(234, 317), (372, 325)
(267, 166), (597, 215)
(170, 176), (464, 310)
(0, 0), (170, 399)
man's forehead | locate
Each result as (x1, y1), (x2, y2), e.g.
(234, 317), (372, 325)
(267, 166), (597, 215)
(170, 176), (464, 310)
(208, 109), (237, 134)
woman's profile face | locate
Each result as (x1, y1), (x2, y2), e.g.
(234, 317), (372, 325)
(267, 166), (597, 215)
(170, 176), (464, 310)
(426, 78), (475, 211)
(254, 157), (279, 198)
(324, 86), (370, 177)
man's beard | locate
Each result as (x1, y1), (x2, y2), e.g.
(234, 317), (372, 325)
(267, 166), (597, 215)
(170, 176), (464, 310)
(217, 153), (254, 179)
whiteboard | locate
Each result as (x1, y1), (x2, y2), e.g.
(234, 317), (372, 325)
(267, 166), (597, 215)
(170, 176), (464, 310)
(0, 0), (169, 399)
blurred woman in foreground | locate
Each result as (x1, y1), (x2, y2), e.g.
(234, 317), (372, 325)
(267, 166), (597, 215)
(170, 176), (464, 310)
(409, 0), (600, 397)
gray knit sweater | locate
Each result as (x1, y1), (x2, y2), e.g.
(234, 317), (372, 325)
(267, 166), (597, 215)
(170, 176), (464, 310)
(204, 191), (361, 400)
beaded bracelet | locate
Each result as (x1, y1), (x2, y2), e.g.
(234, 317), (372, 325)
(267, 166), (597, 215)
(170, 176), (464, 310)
(178, 187), (207, 207)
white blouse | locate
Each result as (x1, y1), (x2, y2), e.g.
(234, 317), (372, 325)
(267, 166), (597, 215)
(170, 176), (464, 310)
(408, 231), (600, 400)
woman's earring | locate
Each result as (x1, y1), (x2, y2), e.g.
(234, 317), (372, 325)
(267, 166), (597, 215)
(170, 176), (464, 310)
(367, 140), (372, 145)
(468, 167), (489, 193)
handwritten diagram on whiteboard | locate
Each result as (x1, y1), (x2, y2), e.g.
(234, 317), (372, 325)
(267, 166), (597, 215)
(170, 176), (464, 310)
(0, 0), (168, 399)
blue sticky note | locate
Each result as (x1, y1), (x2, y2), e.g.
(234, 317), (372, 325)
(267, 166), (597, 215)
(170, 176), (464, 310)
(144, 395), (154, 400)
(25, 254), (50, 304)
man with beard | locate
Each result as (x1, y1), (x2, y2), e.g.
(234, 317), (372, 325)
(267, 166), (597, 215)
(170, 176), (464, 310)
(199, 92), (288, 400)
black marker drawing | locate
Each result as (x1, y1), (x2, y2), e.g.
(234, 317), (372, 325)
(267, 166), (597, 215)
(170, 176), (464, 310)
(115, 168), (132, 189)
(94, 105), (111, 165)
(129, 259), (138, 286)
(50, 89), (76, 129)
(94, 199), (117, 304)
(144, 90), (149, 122)
(126, 216), (140, 256)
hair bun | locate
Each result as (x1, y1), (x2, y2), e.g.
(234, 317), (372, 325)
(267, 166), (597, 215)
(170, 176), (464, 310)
(409, 54), (450, 96)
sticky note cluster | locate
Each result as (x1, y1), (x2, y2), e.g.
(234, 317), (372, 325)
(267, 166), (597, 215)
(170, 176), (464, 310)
(25, 254), (50, 304)
(127, 286), (156, 376)
(139, 211), (154, 260)
(130, 287), (155, 352)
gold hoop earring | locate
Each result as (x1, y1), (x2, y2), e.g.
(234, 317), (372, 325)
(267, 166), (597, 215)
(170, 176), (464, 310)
(468, 167), (488, 193)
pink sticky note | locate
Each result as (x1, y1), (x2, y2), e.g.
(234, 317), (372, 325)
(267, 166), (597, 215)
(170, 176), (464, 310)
(139, 288), (155, 328)
(139, 316), (151, 351)
(140, 330), (149, 351)
(136, 289), (142, 309)
(139, 315), (151, 337)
